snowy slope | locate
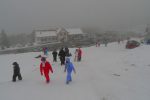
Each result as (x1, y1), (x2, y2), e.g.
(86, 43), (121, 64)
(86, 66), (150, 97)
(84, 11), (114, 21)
(0, 42), (150, 100)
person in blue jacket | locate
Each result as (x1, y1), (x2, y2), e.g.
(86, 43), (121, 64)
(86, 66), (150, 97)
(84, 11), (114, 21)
(45, 47), (49, 56)
(64, 57), (76, 84)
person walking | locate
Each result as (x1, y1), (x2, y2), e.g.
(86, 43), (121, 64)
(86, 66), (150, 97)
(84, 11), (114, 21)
(64, 47), (70, 57)
(64, 57), (76, 84)
(74, 49), (78, 61)
(58, 48), (66, 65)
(77, 48), (82, 62)
(40, 57), (53, 83)
(52, 49), (58, 62)
(12, 62), (22, 82)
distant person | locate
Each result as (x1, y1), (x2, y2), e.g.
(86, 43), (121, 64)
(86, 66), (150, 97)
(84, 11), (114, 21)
(64, 57), (76, 84)
(45, 47), (49, 56)
(104, 39), (108, 47)
(77, 48), (82, 62)
(96, 41), (100, 47)
(43, 47), (46, 55)
(12, 62), (22, 82)
(40, 57), (53, 83)
(58, 48), (66, 65)
(64, 47), (72, 61)
(74, 49), (78, 61)
(52, 49), (58, 62)
(43, 47), (48, 56)
(118, 39), (120, 44)
(64, 47), (70, 57)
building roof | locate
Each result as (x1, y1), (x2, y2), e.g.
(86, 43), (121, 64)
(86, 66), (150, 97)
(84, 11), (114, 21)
(66, 28), (83, 35)
(35, 30), (57, 37)
(35, 28), (85, 38)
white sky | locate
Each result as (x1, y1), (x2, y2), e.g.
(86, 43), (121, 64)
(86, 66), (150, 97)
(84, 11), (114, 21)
(0, 0), (150, 34)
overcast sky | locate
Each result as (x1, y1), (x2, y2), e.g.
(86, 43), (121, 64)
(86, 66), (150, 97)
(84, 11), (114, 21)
(0, 0), (150, 34)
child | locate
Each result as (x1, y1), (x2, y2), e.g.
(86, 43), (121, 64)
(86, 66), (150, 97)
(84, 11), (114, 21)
(40, 57), (53, 83)
(43, 47), (48, 56)
(12, 62), (22, 82)
(52, 49), (58, 62)
(74, 49), (78, 61)
(64, 58), (76, 84)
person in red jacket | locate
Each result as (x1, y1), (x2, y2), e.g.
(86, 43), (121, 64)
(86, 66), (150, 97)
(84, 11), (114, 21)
(78, 48), (82, 62)
(40, 57), (53, 83)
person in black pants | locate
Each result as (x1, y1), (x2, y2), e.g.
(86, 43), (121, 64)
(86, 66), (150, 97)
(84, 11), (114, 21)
(52, 49), (58, 62)
(12, 62), (22, 82)
(58, 48), (66, 65)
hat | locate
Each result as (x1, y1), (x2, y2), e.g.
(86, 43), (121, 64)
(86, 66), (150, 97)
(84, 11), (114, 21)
(66, 57), (71, 63)
(41, 57), (46, 62)
(12, 62), (18, 65)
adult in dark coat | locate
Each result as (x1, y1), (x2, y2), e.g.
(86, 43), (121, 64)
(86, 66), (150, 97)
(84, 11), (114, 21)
(64, 47), (69, 57)
(12, 62), (22, 82)
(52, 50), (58, 62)
(58, 48), (66, 65)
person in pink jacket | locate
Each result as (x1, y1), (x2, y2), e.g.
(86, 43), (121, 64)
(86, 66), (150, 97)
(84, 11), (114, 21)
(40, 57), (53, 83)
(78, 48), (82, 62)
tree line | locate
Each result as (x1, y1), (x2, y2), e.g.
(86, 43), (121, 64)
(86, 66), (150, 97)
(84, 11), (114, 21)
(0, 29), (35, 50)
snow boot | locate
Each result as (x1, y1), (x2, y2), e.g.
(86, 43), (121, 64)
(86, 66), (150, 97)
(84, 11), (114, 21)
(66, 81), (69, 84)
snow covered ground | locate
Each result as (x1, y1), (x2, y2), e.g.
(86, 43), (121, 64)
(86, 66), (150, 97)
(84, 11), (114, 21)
(0, 41), (150, 100)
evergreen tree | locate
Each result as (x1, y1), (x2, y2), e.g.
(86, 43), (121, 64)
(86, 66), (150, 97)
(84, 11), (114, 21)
(0, 29), (10, 49)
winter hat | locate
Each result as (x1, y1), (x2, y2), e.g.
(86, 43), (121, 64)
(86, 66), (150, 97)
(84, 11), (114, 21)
(12, 62), (18, 65)
(66, 57), (71, 63)
(41, 57), (46, 62)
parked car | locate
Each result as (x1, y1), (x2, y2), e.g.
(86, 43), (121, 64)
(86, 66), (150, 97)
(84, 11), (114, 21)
(126, 40), (140, 49)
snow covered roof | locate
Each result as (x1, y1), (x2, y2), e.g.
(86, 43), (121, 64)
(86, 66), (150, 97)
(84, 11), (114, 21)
(35, 28), (85, 38)
(66, 29), (84, 35)
(35, 30), (57, 37)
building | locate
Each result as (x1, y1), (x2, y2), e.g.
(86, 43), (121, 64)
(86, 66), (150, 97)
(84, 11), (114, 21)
(56, 28), (68, 42)
(34, 29), (58, 44)
(34, 28), (67, 44)
(34, 28), (88, 45)
(66, 28), (87, 41)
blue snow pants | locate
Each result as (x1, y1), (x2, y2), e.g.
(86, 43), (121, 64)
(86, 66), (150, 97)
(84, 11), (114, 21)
(66, 72), (72, 83)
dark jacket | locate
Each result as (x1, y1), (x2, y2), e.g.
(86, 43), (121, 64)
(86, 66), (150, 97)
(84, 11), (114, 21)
(13, 62), (21, 75)
(52, 51), (58, 57)
(59, 49), (65, 57)
(65, 48), (69, 56)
